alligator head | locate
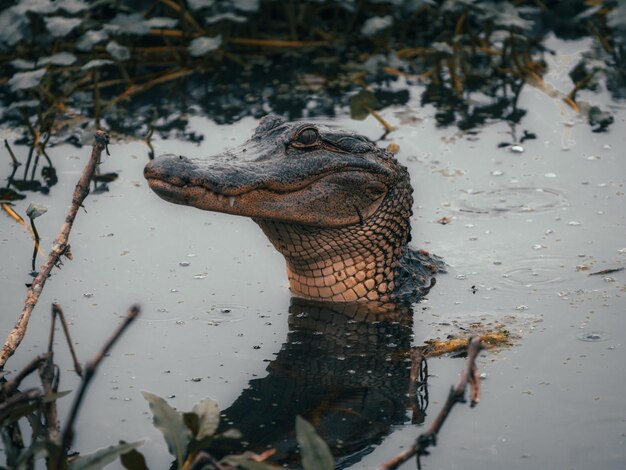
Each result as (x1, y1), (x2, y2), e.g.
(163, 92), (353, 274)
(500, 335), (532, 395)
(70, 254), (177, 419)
(144, 115), (438, 303)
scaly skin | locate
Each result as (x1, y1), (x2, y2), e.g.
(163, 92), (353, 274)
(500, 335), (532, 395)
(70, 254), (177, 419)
(144, 115), (441, 303)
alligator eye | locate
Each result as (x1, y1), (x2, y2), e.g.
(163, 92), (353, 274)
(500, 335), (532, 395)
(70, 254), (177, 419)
(294, 127), (319, 147)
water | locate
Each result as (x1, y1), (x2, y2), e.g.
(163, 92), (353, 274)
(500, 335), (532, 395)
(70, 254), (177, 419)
(1, 40), (625, 469)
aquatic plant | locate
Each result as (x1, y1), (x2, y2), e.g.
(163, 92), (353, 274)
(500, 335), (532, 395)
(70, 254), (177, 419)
(0, 0), (621, 153)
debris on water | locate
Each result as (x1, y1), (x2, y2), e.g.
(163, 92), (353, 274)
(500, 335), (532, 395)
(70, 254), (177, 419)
(509, 145), (525, 153)
(386, 143), (400, 154)
(480, 373), (487, 379)
(220, 308), (232, 314)
(175, 320), (185, 325)
(424, 330), (510, 356)
(568, 221), (581, 226)
(456, 274), (467, 280)
(586, 155), (600, 160)
(179, 261), (190, 267)
(491, 170), (504, 176)
(170, 288), (179, 293)
(588, 267), (624, 276)
(437, 216), (451, 225)
(577, 331), (610, 342)
(187, 253), (196, 257)
(193, 273), (208, 279)
(515, 305), (529, 310)
(157, 308), (168, 313)
(83, 292), (94, 298)
(532, 244), (546, 250)
(191, 377), (202, 382)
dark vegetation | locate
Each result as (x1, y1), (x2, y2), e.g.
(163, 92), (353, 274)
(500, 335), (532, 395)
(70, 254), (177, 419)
(0, 0), (624, 468)
(0, 0), (623, 152)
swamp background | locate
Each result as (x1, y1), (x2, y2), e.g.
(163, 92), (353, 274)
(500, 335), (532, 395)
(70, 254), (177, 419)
(0, 0), (625, 469)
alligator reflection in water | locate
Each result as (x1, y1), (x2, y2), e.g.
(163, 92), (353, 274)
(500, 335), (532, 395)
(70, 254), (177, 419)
(209, 298), (428, 468)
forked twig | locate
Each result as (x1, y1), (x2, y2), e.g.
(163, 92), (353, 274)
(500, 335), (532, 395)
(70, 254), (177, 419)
(0, 131), (110, 368)
(51, 304), (83, 377)
(59, 305), (140, 455)
(378, 336), (484, 470)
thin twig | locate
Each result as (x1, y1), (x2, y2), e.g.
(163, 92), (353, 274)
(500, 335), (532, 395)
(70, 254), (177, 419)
(59, 305), (140, 455)
(105, 68), (194, 109)
(2, 354), (47, 396)
(38, 349), (60, 440)
(0, 389), (41, 422)
(51, 304), (83, 377)
(378, 337), (484, 470)
(4, 140), (21, 167)
(0, 204), (43, 256)
(29, 217), (40, 273)
(0, 131), (110, 369)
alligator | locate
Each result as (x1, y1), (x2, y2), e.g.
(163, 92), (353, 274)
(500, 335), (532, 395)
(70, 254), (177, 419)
(144, 115), (442, 304)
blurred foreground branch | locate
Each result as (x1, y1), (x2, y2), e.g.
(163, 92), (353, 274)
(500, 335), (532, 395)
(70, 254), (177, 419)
(378, 336), (484, 470)
(0, 131), (110, 368)
(59, 305), (140, 458)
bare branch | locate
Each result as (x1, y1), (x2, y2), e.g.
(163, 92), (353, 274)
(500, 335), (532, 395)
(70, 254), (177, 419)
(0, 131), (110, 368)
(51, 304), (83, 377)
(0, 389), (41, 422)
(2, 354), (47, 396)
(378, 336), (484, 470)
(59, 305), (140, 455)
(4, 139), (21, 167)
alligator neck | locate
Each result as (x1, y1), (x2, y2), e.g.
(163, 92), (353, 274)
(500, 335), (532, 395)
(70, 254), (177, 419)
(254, 180), (413, 303)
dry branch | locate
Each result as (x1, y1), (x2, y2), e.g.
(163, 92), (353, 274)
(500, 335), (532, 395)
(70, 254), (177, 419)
(51, 304), (83, 377)
(59, 305), (140, 455)
(378, 336), (484, 470)
(0, 131), (110, 368)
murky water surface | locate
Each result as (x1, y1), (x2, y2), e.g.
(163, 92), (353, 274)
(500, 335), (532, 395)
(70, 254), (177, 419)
(1, 39), (625, 469)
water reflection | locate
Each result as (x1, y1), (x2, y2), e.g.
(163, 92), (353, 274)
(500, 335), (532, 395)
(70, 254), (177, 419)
(210, 298), (427, 468)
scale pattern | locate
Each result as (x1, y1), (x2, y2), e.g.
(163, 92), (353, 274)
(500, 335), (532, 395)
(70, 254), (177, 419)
(256, 164), (439, 303)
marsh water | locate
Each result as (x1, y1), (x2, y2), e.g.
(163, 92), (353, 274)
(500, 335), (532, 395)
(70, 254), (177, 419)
(1, 36), (625, 469)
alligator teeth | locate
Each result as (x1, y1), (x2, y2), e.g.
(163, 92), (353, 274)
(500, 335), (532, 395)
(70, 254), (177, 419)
(228, 196), (236, 207)
(217, 194), (224, 202)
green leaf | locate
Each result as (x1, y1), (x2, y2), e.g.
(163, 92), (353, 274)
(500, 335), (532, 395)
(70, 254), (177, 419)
(26, 202), (47, 219)
(296, 416), (334, 470)
(42, 390), (72, 403)
(183, 412), (200, 437)
(68, 440), (144, 470)
(119, 441), (149, 470)
(141, 391), (191, 466)
(349, 90), (380, 121)
(191, 397), (220, 440)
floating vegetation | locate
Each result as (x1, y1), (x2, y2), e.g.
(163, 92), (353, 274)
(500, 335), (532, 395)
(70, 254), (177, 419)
(0, 0), (623, 154)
